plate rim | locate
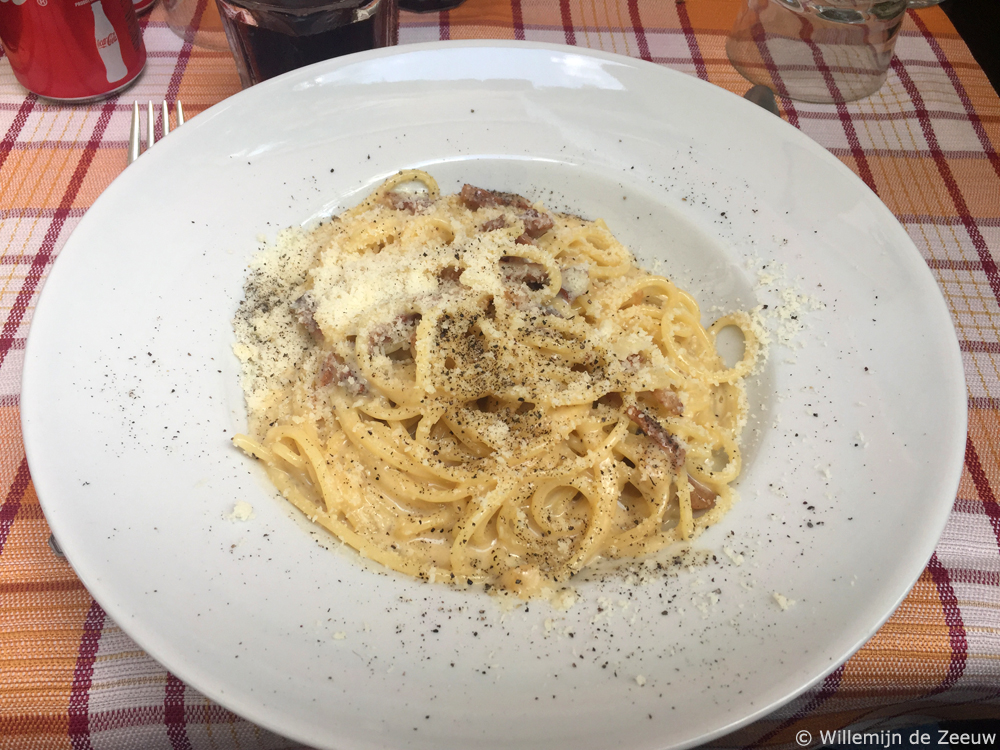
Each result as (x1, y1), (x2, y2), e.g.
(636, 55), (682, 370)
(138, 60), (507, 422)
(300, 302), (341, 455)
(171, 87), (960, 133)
(21, 39), (968, 749)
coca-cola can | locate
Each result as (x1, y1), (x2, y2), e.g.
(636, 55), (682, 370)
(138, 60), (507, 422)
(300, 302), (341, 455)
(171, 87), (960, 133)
(0, 0), (146, 101)
(133, 0), (157, 13)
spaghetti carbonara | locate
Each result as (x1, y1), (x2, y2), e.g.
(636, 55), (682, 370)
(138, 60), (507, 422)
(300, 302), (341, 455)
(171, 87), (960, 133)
(232, 171), (758, 598)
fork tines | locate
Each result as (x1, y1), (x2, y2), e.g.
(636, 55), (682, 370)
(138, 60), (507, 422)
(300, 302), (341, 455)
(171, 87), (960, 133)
(128, 100), (185, 165)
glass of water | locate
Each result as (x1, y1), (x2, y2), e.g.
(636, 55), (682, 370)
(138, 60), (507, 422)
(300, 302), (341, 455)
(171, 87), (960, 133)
(726, 0), (935, 103)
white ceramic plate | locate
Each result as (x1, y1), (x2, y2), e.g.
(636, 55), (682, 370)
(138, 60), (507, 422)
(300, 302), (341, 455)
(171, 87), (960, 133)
(22, 42), (966, 750)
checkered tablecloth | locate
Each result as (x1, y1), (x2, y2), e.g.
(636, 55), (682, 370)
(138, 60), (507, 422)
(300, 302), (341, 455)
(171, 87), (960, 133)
(2, 1), (998, 748)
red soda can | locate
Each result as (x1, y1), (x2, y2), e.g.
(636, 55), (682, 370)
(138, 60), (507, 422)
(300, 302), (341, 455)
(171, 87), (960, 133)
(133, 0), (157, 14)
(0, 0), (146, 101)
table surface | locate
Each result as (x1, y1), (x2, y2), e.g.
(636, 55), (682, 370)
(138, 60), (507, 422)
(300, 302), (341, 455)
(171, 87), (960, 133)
(2, 1), (999, 748)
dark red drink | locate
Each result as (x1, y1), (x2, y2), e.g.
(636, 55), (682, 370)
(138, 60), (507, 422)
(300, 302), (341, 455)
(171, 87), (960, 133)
(399, 0), (466, 11)
(215, 0), (398, 88)
(0, 0), (145, 101)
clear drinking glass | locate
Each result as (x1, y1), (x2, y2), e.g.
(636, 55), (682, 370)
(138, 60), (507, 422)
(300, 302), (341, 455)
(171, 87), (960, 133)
(164, 0), (230, 50)
(215, 0), (399, 88)
(726, 0), (937, 103)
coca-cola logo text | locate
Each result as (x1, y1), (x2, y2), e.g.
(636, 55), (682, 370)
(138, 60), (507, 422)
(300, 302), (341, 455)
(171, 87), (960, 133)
(96, 31), (118, 49)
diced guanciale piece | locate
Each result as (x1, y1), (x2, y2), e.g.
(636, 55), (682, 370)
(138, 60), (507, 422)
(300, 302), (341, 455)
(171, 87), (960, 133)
(461, 184), (554, 239)
(290, 292), (323, 341)
(479, 216), (508, 233)
(649, 389), (684, 416)
(384, 191), (433, 213)
(460, 184), (531, 211)
(319, 352), (368, 395)
(519, 208), (554, 238)
(688, 474), (717, 511)
(625, 404), (685, 471)
(500, 256), (549, 290)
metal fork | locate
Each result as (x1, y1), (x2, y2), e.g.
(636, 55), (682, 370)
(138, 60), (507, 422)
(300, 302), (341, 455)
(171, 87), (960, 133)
(127, 100), (185, 165)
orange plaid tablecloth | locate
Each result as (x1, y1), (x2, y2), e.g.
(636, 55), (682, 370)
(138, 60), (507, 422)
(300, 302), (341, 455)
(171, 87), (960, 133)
(2, 1), (999, 748)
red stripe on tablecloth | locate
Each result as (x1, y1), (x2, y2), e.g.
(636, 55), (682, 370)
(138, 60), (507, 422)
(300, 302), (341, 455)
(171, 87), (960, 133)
(892, 57), (1000, 311)
(440, 9), (450, 41)
(3, 139), (166, 152)
(738, 665), (844, 749)
(964, 438), (1000, 550)
(0, 208), (88, 220)
(0, 458), (31, 558)
(926, 259), (986, 271)
(0, 579), (86, 595)
(559, 0), (576, 46)
(826, 147), (996, 161)
(626, 0), (651, 62)
(794, 16), (877, 193)
(0, 332), (22, 351)
(961, 341), (1000, 354)
(903, 216), (1000, 227)
(0, 95), (36, 175)
(926, 552), (968, 693)
(970, 397), (1000, 410)
(795, 12), (845, 105)
(908, 10), (1000, 183)
(0, 98), (117, 373)
(947, 566), (1000, 588)
(0, 100), (162, 113)
(776, 17), (878, 193)
(0, 334), (27, 352)
(69, 599), (106, 750)
(164, 0), (209, 124)
(746, 21), (801, 128)
(795, 109), (1000, 125)
(833, 100), (877, 193)
(954, 497), (986, 515)
(675, 0), (707, 81)
(165, 673), (193, 750)
(87, 704), (240, 733)
(511, 0), (525, 40)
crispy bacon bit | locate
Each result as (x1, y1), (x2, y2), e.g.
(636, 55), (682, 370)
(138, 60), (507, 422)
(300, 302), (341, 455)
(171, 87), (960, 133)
(480, 216), (507, 233)
(461, 184), (554, 239)
(369, 313), (421, 351)
(649, 389), (684, 416)
(500, 256), (549, 290)
(460, 184), (530, 211)
(290, 293), (323, 341)
(625, 404), (685, 471)
(688, 475), (717, 511)
(319, 352), (368, 395)
(384, 191), (433, 213)
(520, 207), (554, 238)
